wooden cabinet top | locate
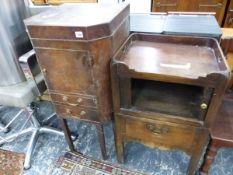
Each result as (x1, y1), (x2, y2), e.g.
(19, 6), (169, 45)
(113, 33), (229, 81)
(25, 3), (128, 27)
(24, 3), (129, 40)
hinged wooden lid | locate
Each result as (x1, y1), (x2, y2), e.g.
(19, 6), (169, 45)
(24, 3), (129, 40)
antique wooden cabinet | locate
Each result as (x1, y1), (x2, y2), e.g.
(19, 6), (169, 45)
(111, 33), (230, 174)
(152, 0), (229, 25)
(24, 3), (130, 159)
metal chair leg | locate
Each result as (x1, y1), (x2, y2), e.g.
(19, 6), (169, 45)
(0, 122), (8, 133)
(0, 109), (24, 133)
(24, 129), (39, 169)
(0, 128), (35, 145)
(41, 112), (56, 125)
(0, 105), (72, 169)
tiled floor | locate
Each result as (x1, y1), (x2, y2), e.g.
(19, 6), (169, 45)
(0, 101), (232, 175)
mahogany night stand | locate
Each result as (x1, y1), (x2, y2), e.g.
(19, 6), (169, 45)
(110, 33), (230, 175)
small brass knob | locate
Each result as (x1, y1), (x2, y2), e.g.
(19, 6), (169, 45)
(200, 103), (208, 110)
(80, 111), (86, 116)
(66, 109), (71, 114)
(77, 98), (82, 104)
(42, 68), (46, 74)
(62, 96), (68, 102)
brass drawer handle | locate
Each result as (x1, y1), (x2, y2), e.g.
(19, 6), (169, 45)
(62, 96), (83, 106)
(77, 98), (83, 104)
(199, 3), (223, 8)
(200, 103), (208, 110)
(65, 109), (86, 117)
(42, 68), (47, 74)
(66, 102), (79, 107)
(80, 110), (86, 116)
(66, 108), (71, 115)
(145, 123), (169, 134)
(156, 2), (176, 7)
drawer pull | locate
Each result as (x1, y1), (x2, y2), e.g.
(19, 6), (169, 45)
(66, 109), (71, 114)
(156, 2), (176, 7)
(80, 111), (86, 116)
(62, 96), (83, 106)
(77, 98), (83, 104)
(65, 109), (86, 117)
(42, 68), (47, 74)
(66, 102), (79, 106)
(199, 3), (222, 8)
(62, 95), (68, 102)
(200, 103), (208, 110)
(145, 123), (169, 134)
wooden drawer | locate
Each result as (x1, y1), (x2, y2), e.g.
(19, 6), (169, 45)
(124, 115), (199, 151)
(152, 0), (179, 12)
(50, 93), (97, 109)
(152, 0), (227, 25)
(196, 0), (227, 25)
(55, 103), (99, 122)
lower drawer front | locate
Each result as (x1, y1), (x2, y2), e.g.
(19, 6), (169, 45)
(54, 103), (99, 122)
(50, 93), (97, 109)
(125, 117), (197, 150)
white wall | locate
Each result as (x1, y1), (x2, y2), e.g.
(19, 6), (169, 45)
(98, 0), (151, 13)
(122, 0), (151, 13)
(98, 0), (118, 4)
(26, 0), (152, 15)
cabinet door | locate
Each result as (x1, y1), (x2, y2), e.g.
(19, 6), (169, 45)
(196, 0), (228, 25)
(152, 0), (181, 12)
(36, 49), (96, 95)
(224, 0), (233, 27)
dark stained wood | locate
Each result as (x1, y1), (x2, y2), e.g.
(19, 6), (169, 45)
(195, 0), (228, 25)
(59, 118), (76, 152)
(113, 33), (230, 127)
(111, 33), (230, 175)
(201, 97), (233, 173)
(36, 49), (95, 94)
(114, 114), (125, 163)
(188, 127), (209, 174)
(220, 28), (233, 89)
(25, 3), (130, 160)
(95, 124), (108, 160)
(152, 0), (228, 25)
(221, 37), (233, 54)
(50, 92), (97, 109)
(24, 3), (130, 40)
(220, 28), (233, 54)
(55, 103), (100, 122)
(131, 79), (207, 119)
(123, 41), (220, 78)
(114, 113), (209, 175)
